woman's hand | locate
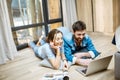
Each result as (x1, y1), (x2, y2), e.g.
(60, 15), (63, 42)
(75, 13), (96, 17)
(50, 41), (61, 55)
(63, 60), (69, 71)
(50, 41), (60, 49)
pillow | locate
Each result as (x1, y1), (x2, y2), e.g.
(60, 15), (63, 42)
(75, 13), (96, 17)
(40, 59), (53, 68)
(39, 59), (63, 69)
(40, 59), (72, 69)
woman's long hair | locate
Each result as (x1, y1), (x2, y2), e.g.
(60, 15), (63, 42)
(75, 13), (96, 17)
(46, 29), (63, 43)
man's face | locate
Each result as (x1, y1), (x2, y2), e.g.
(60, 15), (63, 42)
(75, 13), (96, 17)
(74, 30), (86, 41)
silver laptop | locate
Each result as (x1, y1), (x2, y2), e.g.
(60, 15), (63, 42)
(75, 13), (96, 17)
(76, 55), (113, 76)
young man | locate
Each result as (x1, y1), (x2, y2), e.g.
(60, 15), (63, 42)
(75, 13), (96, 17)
(58, 21), (100, 66)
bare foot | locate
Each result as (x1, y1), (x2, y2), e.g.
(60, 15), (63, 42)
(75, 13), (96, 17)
(27, 39), (32, 48)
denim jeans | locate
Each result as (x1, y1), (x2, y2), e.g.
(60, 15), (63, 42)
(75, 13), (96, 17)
(29, 42), (41, 58)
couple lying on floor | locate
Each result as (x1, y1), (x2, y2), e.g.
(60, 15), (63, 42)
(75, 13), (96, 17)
(29, 21), (100, 71)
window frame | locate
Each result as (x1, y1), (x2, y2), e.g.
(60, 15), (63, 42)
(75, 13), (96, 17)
(11, 0), (63, 50)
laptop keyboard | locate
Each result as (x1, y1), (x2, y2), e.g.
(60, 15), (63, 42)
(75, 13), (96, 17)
(76, 67), (87, 74)
(81, 69), (87, 74)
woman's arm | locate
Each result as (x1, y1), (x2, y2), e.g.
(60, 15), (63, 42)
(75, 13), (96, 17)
(61, 53), (66, 60)
(61, 53), (68, 70)
(49, 47), (61, 69)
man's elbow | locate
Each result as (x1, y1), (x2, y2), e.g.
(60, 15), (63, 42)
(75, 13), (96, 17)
(66, 56), (73, 62)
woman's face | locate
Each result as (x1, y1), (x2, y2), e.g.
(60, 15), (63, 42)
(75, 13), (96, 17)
(53, 32), (63, 47)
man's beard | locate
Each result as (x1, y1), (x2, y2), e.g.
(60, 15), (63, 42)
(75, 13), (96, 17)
(75, 36), (82, 41)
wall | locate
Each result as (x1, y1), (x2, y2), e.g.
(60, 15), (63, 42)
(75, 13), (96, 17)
(93, 0), (113, 33)
(76, 0), (120, 33)
(48, 0), (62, 29)
(113, 0), (120, 31)
(76, 0), (93, 31)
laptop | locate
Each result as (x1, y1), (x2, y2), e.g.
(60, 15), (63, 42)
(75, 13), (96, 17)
(76, 55), (113, 76)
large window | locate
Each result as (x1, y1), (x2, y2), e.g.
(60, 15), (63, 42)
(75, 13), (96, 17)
(8, 0), (63, 50)
(12, 0), (44, 26)
(47, 0), (61, 20)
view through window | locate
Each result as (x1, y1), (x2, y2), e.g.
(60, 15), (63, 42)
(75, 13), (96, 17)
(8, 0), (63, 50)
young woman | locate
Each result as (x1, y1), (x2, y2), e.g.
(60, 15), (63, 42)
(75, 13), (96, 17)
(29, 29), (68, 70)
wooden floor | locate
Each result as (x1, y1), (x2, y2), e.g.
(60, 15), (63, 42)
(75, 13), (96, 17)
(0, 32), (118, 80)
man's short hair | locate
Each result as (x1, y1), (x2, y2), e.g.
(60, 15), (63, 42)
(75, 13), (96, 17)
(72, 20), (86, 32)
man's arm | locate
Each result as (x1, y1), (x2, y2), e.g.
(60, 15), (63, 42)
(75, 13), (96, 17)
(64, 41), (74, 62)
(86, 36), (100, 58)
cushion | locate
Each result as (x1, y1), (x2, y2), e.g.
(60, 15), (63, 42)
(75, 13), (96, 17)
(40, 59), (72, 69)
(40, 59), (53, 68)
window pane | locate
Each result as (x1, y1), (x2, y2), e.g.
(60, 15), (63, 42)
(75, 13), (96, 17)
(49, 22), (62, 30)
(15, 26), (45, 45)
(11, 0), (44, 26)
(47, 0), (61, 20)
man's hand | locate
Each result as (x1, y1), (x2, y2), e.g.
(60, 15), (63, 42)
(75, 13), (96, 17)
(74, 52), (91, 58)
(76, 58), (92, 66)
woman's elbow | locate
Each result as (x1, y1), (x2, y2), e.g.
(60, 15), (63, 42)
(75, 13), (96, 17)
(53, 64), (59, 70)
